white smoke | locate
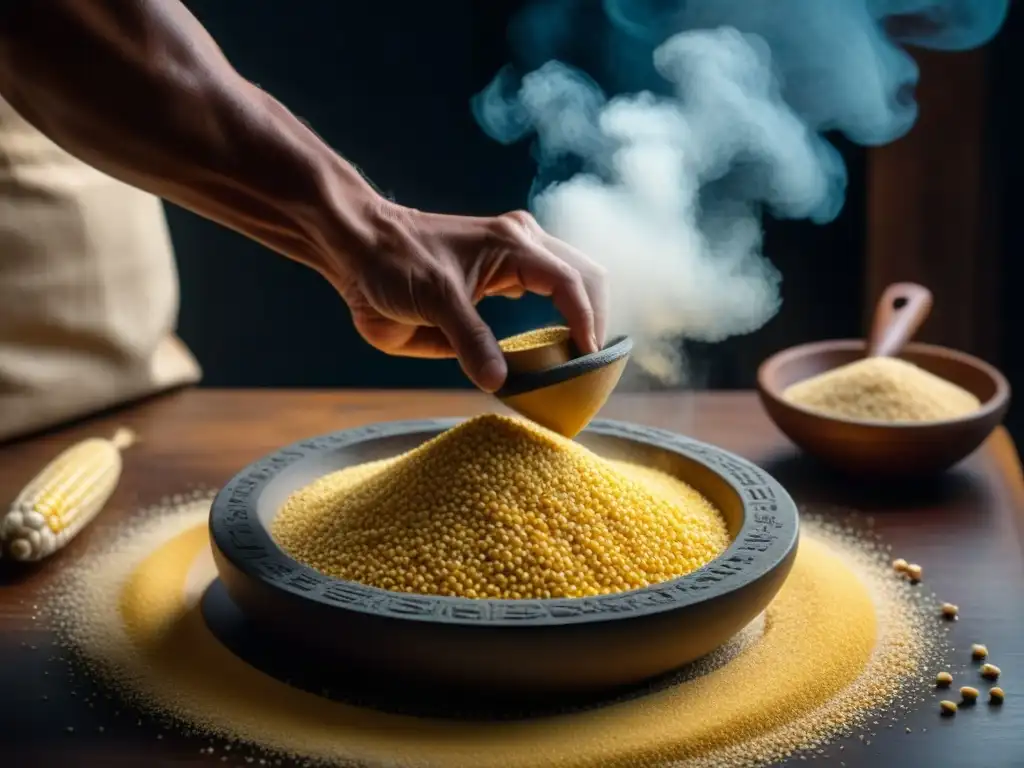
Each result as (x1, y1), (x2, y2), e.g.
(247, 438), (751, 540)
(485, 28), (843, 384)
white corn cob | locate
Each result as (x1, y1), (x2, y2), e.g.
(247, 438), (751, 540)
(1, 427), (136, 562)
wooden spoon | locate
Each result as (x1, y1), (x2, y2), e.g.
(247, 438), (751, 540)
(866, 282), (933, 358)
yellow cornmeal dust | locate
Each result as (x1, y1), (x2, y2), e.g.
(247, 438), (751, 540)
(271, 414), (730, 599)
(45, 500), (944, 768)
(498, 325), (571, 353)
(782, 357), (981, 423)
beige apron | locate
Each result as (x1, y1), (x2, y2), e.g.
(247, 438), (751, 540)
(0, 96), (201, 442)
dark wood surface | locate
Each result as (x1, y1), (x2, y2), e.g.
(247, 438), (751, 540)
(2, 389), (1023, 767)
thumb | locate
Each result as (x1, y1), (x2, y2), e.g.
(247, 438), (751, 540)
(434, 288), (507, 393)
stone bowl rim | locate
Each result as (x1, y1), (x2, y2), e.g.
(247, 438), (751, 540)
(209, 417), (799, 629)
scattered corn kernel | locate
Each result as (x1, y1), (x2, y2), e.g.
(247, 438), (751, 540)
(940, 603), (958, 620)
(940, 700), (958, 716)
(960, 686), (979, 703)
(990, 687), (1005, 704)
(892, 558), (909, 573)
(936, 671), (953, 687)
(272, 414), (730, 600)
(55, 493), (950, 768)
(981, 663), (1001, 681)
(906, 563), (922, 582)
(781, 357), (980, 423)
(971, 644), (988, 660)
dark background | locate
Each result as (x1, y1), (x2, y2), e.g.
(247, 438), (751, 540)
(167, 1), (1018, 435)
(992, 3), (1023, 440)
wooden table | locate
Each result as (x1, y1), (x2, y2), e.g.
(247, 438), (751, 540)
(2, 389), (1023, 767)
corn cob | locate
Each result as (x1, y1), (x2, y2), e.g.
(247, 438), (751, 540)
(1, 428), (136, 562)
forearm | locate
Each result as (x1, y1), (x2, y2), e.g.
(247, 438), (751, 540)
(0, 0), (382, 270)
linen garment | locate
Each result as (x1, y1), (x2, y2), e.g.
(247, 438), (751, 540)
(0, 96), (200, 442)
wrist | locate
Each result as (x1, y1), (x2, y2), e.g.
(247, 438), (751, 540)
(299, 149), (412, 280)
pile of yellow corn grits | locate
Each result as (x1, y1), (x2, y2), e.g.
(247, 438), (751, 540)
(271, 414), (731, 600)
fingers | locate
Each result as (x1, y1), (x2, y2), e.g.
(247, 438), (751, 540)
(353, 316), (455, 359)
(428, 280), (508, 393)
(480, 274), (526, 300)
(359, 286), (507, 391)
(498, 211), (606, 355)
(546, 264), (598, 355)
(544, 234), (609, 347)
(346, 273), (502, 382)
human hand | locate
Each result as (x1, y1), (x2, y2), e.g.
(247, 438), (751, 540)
(320, 203), (608, 393)
(0, 0), (605, 396)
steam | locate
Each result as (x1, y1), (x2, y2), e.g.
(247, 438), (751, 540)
(473, 0), (1008, 385)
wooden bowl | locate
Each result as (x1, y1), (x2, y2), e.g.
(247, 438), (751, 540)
(209, 418), (798, 697)
(757, 340), (1011, 477)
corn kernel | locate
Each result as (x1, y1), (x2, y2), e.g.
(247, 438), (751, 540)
(960, 686), (979, 703)
(971, 644), (988, 660)
(936, 671), (953, 687)
(981, 664), (1001, 681)
(940, 603), (958, 620)
(272, 414), (730, 600)
(906, 563), (922, 583)
(781, 357), (980, 423)
(990, 687), (1005, 704)
(892, 558), (909, 574)
(498, 326), (571, 353)
(940, 700), (957, 716)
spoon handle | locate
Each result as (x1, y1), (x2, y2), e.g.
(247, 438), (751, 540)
(867, 282), (933, 358)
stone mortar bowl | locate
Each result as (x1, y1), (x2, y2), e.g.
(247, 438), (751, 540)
(209, 418), (799, 696)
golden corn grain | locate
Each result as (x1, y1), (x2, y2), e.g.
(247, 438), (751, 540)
(990, 687), (1005, 704)
(498, 325), (571, 353)
(936, 671), (953, 687)
(981, 663), (1001, 681)
(971, 644), (988, 660)
(960, 686), (979, 703)
(906, 563), (922, 582)
(781, 357), (980, 423)
(0, 428), (135, 562)
(272, 414), (730, 600)
(892, 558), (909, 574)
(940, 700), (957, 716)
(940, 603), (958, 620)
